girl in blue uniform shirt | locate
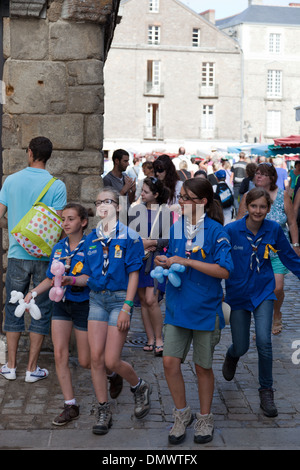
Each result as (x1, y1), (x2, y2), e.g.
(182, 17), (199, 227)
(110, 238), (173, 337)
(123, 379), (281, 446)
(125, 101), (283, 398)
(25, 203), (91, 426)
(155, 178), (233, 445)
(63, 188), (151, 436)
(223, 188), (300, 418)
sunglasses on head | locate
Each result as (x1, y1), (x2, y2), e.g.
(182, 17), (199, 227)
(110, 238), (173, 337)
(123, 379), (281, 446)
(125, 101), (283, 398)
(155, 167), (165, 173)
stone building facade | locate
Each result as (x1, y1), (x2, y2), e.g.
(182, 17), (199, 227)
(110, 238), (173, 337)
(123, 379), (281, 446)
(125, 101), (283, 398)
(103, 0), (242, 155)
(0, 0), (120, 335)
(217, 1), (300, 143)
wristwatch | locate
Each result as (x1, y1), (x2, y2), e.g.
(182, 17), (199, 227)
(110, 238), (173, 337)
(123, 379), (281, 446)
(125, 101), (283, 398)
(292, 243), (300, 247)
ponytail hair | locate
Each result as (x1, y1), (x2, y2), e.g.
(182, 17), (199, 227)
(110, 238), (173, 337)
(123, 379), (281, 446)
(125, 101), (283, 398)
(182, 178), (224, 225)
(63, 203), (94, 230)
(143, 176), (170, 205)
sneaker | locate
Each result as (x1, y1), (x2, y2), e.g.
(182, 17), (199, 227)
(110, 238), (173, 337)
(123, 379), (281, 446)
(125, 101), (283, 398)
(222, 352), (239, 381)
(168, 406), (193, 445)
(0, 363), (16, 381)
(108, 373), (123, 399)
(194, 413), (214, 444)
(52, 404), (80, 426)
(132, 379), (151, 419)
(25, 366), (49, 383)
(92, 402), (112, 435)
(259, 388), (278, 417)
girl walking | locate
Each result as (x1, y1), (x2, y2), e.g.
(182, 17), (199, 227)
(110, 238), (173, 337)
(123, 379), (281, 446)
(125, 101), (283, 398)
(128, 176), (172, 356)
(64, 189), (151, 435)
(223, 188), (300, 417)
(155, 178), (233, 445)
(25, 203), (92, 425)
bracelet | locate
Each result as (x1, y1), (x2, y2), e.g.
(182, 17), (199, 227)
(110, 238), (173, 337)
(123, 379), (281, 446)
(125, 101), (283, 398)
(124, 300), (134, 307)
(72, 277), (76, 285)
(292, 243), (300, 247)
(121, 308), (132, 316)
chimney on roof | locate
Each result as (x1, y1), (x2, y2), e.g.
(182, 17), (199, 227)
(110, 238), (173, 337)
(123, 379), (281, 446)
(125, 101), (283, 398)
(200, 9), (215, 24)
(248, 0), (263, 5)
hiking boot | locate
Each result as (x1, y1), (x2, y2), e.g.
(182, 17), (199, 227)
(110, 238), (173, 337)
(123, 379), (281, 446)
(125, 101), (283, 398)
(222, 352), (239, 381)
(132, 379), (151, 419)
(108, 373), (123, 399)
(0, 363), (16, 381)
(194, 413), (214, 444)
(168, 406), (193, 445)
(259, 388), (278, 417)
(52, 404), (80, 426)
(92, 402), (112, 435)
(25, 366), (49, 383)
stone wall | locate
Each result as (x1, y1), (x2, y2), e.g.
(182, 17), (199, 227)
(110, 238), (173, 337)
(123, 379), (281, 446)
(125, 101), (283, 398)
(0, 0), (120, 344)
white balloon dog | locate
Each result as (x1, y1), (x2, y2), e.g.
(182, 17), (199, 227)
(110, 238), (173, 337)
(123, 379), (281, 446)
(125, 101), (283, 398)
(9, 290), (41, 321)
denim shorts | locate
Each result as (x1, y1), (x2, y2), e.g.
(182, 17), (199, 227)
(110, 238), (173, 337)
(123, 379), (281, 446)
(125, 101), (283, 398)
(4, 258), (52, 335)
(52, 299), (89, 331)
(88, 290), (130, 326)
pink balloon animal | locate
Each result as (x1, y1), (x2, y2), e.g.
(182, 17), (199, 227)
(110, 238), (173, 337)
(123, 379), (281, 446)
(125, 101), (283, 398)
(49, 259), (65, 302)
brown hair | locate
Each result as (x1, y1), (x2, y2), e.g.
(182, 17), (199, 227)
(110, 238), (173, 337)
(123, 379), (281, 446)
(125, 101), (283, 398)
(255, 163), (277, 191)
(63, 203), (93, 230)
(245, 187), (272, 209)
(182, 178), (224, 225)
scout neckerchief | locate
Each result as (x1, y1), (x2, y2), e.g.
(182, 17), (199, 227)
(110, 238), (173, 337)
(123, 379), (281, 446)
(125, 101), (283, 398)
(246, 234), (263, 272)
(63, 235), (86, 273)
(96, 223), (117, 276)
(185, 214), (205, 259)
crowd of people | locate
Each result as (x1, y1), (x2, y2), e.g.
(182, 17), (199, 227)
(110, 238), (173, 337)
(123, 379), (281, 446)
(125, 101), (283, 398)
(0, 139), (300, 446)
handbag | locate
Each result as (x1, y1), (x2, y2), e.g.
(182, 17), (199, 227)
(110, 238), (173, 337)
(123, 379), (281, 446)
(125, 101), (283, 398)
(11, 178), (63, 258)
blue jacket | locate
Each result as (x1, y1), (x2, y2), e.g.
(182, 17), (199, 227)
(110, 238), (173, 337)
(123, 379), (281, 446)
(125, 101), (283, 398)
(81, 221), (144, 292)
(47, 236), (90, 302)
(165, 215), (233, 331)
(225, 216), (300, 311)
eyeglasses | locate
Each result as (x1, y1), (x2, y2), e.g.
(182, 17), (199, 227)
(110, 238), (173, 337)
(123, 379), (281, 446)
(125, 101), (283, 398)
(178, 194), (199, 202)
(94, 199), (118, 207)
(155, 167), (165, 173)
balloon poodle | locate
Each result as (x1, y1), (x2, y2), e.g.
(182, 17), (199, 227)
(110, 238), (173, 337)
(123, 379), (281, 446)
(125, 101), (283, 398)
(150, 263), (186, 287)
(9, 290), (41, 321)
(49, 259), (65, 302)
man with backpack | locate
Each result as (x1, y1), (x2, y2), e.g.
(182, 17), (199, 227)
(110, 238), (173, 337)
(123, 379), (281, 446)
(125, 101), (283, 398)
(214, 169), (234, 225)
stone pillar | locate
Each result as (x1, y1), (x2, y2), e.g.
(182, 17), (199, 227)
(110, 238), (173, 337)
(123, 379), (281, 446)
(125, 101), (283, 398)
(0, 0), (120, 354)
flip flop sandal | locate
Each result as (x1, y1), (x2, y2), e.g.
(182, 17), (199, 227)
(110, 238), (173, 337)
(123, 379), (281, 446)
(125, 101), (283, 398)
(154, 345), (164, 357)
(143, 344), (154, 352)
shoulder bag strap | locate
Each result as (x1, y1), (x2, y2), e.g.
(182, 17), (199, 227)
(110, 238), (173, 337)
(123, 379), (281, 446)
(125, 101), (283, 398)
(33, 177), (57, 205)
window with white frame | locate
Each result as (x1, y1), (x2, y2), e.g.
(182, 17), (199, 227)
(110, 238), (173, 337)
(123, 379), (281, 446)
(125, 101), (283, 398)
(149, 0), (159, 13)
(202, 105), (215, 130)
(148, 25), (160, 45)
(267, 70), (282, 98)
(266, 110), (281, 136)
(147, 60), (161, 93)
(192, 28), (201, 47)
(202, 62), (215, 87)
(269, 33), (281, 54)
(146, 103), (160, 138)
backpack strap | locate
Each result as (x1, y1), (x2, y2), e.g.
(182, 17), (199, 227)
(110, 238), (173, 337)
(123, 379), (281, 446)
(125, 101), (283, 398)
(33, 177), (57, 205)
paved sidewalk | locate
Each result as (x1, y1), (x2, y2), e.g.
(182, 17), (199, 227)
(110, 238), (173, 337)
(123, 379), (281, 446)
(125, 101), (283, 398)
(0, 272), (300, 451)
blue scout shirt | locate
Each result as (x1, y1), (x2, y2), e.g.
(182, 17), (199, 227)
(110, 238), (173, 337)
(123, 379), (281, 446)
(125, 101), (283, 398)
(81, 221), (144, 292)
(225, 216), (300, 311)
(165, 215), (233, 331)
(46, 236), (90, 302)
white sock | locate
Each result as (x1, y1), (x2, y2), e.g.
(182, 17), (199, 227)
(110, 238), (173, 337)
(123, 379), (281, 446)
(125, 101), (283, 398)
(65, 398), (76, 406)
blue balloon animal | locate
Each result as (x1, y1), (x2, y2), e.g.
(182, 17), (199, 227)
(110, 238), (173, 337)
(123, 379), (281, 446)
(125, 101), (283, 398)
(150, 263), (186, 287)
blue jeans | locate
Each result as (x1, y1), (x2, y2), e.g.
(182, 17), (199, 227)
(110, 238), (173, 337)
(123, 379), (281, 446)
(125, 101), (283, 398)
(227, 300), (274, 389)
(4, 258), (52, 335)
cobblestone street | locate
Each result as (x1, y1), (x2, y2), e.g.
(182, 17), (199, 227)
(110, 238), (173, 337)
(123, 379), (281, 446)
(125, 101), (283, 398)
(0, 272), (299, 450)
